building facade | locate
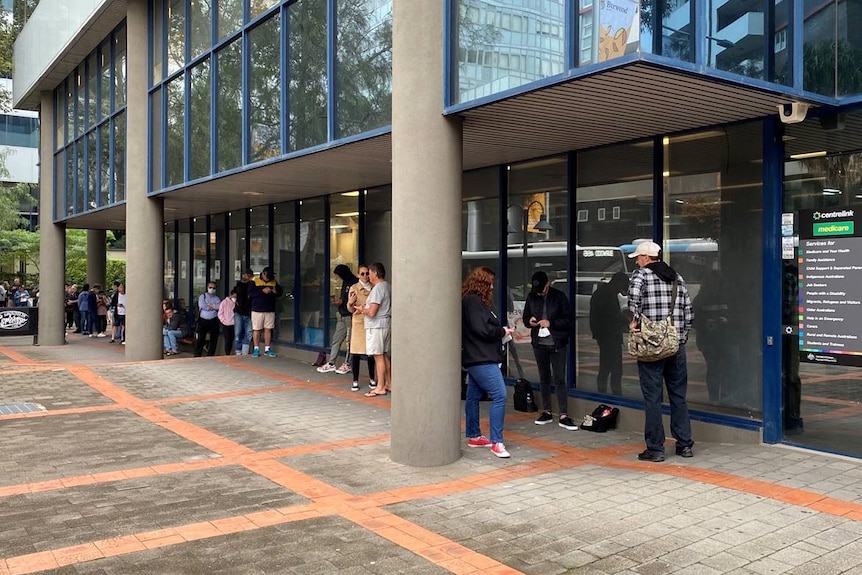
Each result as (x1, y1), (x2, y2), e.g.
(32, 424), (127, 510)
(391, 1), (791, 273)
(13, 0), (862, 464)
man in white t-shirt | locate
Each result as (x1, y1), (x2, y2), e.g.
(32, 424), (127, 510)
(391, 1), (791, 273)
(361, 262), (391, 397)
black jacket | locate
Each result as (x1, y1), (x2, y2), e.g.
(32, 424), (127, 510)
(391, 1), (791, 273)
(590, 282), (625, 343)
(522, 287), (573, 348)
(461, 294), (506, 367)
(233, 279), (251, 316)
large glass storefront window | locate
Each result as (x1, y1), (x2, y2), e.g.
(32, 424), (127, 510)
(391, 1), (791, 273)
(299, 199), (326, 346)
(216, 39), (243, 173)
(364, 185), (392, 273)
(249, 15), (282, 162)
(229, 210), (247, 289)
(664, 123), (763, 415)
(274, 203), (297, 343)
(288, 0), (328, 152)
(177, 219), (191, 311)
(576, 141), (653, 398)
(507, 156), (568, 384)
(192, 217), (208, 307)
(454, 0), (566, 104)
(783, 111), (862, 455)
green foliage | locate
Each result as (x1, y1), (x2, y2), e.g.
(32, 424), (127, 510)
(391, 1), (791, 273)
(0, 228), (39, 284)
(804, 39), (862, 97)
(0, 183), (32, 230)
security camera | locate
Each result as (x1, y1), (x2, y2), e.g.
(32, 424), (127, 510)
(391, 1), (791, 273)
(777, 102), (809, 124)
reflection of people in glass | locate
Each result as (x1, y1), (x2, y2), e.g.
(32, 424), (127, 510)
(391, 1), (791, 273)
(589, 272), (629, 395)
(505, 287), (525, 379)
(783, 262), (804, 434)
(692, 271), (730, 403)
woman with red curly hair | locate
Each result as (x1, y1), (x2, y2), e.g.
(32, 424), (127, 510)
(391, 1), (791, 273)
(462, 266), (516, 458)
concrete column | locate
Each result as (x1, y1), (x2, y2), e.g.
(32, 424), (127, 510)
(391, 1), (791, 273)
(124, 0), (164, 361)
(390, 0), (463, 466)
(86, 230), (107, 288)
(37, 91), (66, 346)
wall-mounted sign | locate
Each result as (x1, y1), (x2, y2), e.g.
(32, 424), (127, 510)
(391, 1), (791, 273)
(797, 208), (862, 366)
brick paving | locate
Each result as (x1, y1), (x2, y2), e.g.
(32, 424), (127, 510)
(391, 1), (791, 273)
(3, 334), (862, 574)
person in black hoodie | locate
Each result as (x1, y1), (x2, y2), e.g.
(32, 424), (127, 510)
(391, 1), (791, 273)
(627, 240), (694, 462)
(462, 266), (516, 459)
(317, 264), (359, 374)
(523, 271), (577, 430)
(232, 268), (254, 355)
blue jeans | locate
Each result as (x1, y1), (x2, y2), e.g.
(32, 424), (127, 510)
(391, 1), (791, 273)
(163, 328), (183, 351)
(465, 363), (507, 444)
(234, 313), (252, 353)
(637, 345), (693, 453)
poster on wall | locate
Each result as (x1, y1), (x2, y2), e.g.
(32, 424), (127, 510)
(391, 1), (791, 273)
(797, 207), (862, 366)
(598, 0), (639, 62)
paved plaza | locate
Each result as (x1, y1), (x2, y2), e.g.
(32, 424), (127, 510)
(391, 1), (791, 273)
(3, 335), (862, 574)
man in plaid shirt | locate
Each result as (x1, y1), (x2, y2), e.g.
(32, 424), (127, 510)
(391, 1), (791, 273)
(627, 241), (695, 462)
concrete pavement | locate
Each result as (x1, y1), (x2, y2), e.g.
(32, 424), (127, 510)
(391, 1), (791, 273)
(3, 334), (862, 574)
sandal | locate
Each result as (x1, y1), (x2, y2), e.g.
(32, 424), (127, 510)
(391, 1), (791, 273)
(364, 390), (388, 397)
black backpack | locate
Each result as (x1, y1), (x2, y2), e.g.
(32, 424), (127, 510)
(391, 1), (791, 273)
(513, 378), (538, 412)
(580, 404), (620, 432)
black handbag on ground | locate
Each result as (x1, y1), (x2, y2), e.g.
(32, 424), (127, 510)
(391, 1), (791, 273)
(580, 404), (619, 432)
(513, 378), (538, 412)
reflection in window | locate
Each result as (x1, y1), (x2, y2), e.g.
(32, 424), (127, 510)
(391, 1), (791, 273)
(190, 0), (211, 59)
(274, 203), (297, 343)
(151, 88), (163, 189)
(708, 0), (764, 79)
(153, 0), (164, 82)
(165, 224), (177, 300)
(189, 59), (211, 180)
(166, 76), (185, 186)
(168, 0), (185, 75)
(99, 124), (110, 206)
(114, 112), (126, 202)
(288, 0), (327, 151)
(455, 0), (566, 103)
(87, 132), (96, 210)
(299, 199), (325, 346)
(328, 193), (359, 342)
(218, 0), (243, 39)
(217, 39), (243, 172)
(249, 15), (282, 162)
(99, 40), (110, 120)
(250, 0), (279, 20)
(576, 140), (653, 399)
(87, 54), (97, 130)
(336, 0), (392, 138)
(115, 27), (127, 109)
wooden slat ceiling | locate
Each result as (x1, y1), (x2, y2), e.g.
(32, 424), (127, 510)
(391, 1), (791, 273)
(68, 60), (823, 229)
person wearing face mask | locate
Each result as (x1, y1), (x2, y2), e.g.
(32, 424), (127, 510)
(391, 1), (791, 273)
(195, 282), (221, 357)
(218, 289), (238, 356)
(346, 264), (376, 392)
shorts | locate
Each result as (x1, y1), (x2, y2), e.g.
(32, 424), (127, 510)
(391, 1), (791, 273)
(252, 311), (275, 331)
(365, 328), (391, 356)
(115, 315), (126, 326)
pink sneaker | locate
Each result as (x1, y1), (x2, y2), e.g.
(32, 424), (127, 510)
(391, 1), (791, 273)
(491, 443), (510, 458)
(467, 436), (492, 448)
(335, 362), (351, 375)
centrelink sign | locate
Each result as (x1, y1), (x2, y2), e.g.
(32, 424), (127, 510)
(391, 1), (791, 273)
(808, 209), (856, 237)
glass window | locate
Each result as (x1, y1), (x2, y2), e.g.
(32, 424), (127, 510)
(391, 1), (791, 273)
(114, 27), (127, 110)
(189, 58), (211, 180)
(165, 223), (177, 300)
(657, 0), (692, 62)
(99, 40), (110, 120)
(75, 142), (84, 213)
(209, 215), (227, 295)
(166, 75), (185, 186)
(576, 141), (652, 399)
(76, 68), (85, 138)
(66, 148), (73, 216)
(168, 0), (186, 75)
(87, 132), (96, 210)
(193, 217), (208, 304)
(250, 0), (279, 20)
(336, 0), (392, 138)
(364, 185), (392, 273)
(87, 54), (97, 129)
(665, 124), (763, 414)
(55, 88), (65, 149)
(249, 15), (282, 162)
(454, 0), (565, 103)
(151, 87), (163, 189)
(249, 206), (270, 272)
(113, 112), (126, 202)
(299, 198), (325, 346)
(274, 202), (297, 343)
(708, 0), (764, 78)
(327, 193), (359, 345)
(229, 209), (247, 287)
(507, 156), (568, 384)
(216, 39), (243, 172)
(153, 0), (164, 83)
(55, 149), (66, 220)
(190, 0), (212, 59)
(287, 0), (327, 152)
(99, 123), (110, 206)
(178, 219), (192, 310)
(218, 0), (243, 39)
(772, 0), (790, 86)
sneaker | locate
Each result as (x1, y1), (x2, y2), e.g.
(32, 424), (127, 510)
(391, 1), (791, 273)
(121, 341), (126, 345)
(675, 445), (694, 458)
(351, 382), (360, 391)
(637, 449), (665, 462)
(558, 416), (578, 431)
(467, 436), (492, 448)
(252, 347), (260, 357)
(490, 443), (510, 458)
(96, 332), (106, 338)
(317, 362), (336, 373)
(369, 380), (377, 389)
(335, 362), (351, 375)
(264, 349), (276, 358)
(534, 412), (554, 425)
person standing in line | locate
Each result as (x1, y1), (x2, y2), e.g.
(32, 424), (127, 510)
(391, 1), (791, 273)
(94, 286), (110, 337)
(589, 272), (630, 395)
(523, 271), (578, 430)
(361, 262), (391, 397)
(317, 264), (359, 375)
(109, 280), (121, 342)
(232, 268), (254, 355)
(248, 266), (284, 357)
(195, 281), (221, 357)
(218, 289), (237, 356)
(115, 283), (126, 344)
(77, 283), (92, 334)
(627, 241), (695, 462)
(65, 284), (79, 330)
(345, 264), (376, 392)
(462, 266), (516, 458)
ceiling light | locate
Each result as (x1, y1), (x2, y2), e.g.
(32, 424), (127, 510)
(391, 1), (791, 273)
(243, 191), (263, 196)
(789, 151), (827, 160)
(822, 188), (842, 195)
(335, 211), (359, 217)
(341, 191), (360, 197)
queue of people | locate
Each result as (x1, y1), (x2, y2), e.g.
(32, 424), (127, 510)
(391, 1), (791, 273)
(63, 282), (124, 343)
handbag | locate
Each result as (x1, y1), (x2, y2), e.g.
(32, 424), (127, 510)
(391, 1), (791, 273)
(513, 378), (538, 412)
(628, 279), (679, 362)
(581, 404), (620, 432)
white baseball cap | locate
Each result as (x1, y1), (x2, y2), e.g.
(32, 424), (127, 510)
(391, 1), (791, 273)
(628, 241), (662, 259)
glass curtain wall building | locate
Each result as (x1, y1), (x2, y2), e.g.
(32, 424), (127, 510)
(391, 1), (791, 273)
(12, 0), (862, 458)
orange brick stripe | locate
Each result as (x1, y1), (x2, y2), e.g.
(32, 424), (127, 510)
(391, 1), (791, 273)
(0, 346), (39, 365)
(151, 385), (295, 406)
